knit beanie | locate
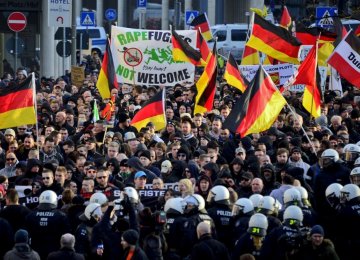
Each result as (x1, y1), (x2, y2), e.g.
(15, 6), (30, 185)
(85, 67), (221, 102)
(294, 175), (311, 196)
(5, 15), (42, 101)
(15, 229), (29, 244)
(310, 225), (324, 236)
(122, 229), (139, 245)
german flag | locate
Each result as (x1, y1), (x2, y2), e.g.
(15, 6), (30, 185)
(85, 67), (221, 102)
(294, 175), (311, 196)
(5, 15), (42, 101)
(224, 53), (247, 92)
(100, 95), (116, 121)
(130, 88), (166, 131)
(96, 39), (119, 99)
(295, 23), (336, 45)
(240, 45), (260, 65)
(194, 43), (217, 114)
(280, 6), (292, 29)
(292, 45), (322, 118)
(196, 28), (211, 64)
(172, 27), (204, 66)
(190, 13), (213, 41)
(0, 74), (36, 129)
(247, 14), (302, 64)
(223, 66), (286, 137)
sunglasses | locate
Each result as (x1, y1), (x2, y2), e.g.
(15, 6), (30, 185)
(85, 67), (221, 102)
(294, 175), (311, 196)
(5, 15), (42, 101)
(178, 154), (186, 158)
(97, 176), (107, 179)
(42, 177), (51, 180)
(6, 158), (15, 161)
(18, 128), (26, 130)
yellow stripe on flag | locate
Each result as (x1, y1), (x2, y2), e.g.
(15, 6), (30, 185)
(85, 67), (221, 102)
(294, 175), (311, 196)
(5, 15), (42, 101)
(97, 70), (111, 99)
(131, 114), (166, 132)
(0, 107), (36, 129)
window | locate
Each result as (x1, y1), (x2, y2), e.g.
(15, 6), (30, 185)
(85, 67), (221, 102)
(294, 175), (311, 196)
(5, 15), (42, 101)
(77, 29), (100, 39)
(214, 30), (227, 42)
(231, 30), (247, 41)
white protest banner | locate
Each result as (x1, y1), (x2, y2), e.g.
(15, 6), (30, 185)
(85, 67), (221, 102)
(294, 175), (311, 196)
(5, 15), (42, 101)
(239, 64), (295, 86)
(111, 26), (197, 86)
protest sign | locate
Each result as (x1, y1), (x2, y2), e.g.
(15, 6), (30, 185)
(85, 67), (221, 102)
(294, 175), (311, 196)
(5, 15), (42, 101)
(111, 27), (197, 86)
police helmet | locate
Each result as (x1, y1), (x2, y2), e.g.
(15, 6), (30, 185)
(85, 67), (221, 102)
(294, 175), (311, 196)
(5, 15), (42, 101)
(320, 149), (339, 168)
(249, 194), (264, 210)
(124, 186), (139, 204)
(257, 196), (276, 215)
(343, 144), (360, 162)
(354, 157), (360, 167)
(39, 190), (58, 208)
(232, 198), (254, 216)
(164, 197), (186, 214)
(84, 203), (102, 221)
(90, 192), (108, 206)
(325, 183), (343, 208)
(350, 167), (360, 186)
(295, 186), (311, 206)
(283, 188), (302, 206)
(283, 205), (303, 224)
(192, 194), (206, 211)
(247, 213), (268, 237)
(207, 185), (230, 205)
(340, 184), (360, 203)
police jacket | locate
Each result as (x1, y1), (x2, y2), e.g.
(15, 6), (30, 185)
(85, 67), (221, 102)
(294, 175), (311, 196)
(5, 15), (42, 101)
(207, 203), (233, 248)
(25, 205), (70, 259)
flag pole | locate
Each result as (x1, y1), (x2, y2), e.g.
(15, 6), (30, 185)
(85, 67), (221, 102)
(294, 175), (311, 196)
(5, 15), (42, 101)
(31, 72), (40, 156)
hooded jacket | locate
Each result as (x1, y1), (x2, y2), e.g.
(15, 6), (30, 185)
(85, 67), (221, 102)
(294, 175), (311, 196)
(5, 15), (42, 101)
(4, 243), (40, 260)
(15, 159), (43, 185)
(127, 157), (156, 184)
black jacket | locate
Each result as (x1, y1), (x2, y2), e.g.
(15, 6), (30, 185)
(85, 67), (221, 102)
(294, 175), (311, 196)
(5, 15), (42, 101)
(47, 247), (85, 260)
(0, 204), (31, 232)
(122, 246), (149, 260)
(190, 234), (230, 260)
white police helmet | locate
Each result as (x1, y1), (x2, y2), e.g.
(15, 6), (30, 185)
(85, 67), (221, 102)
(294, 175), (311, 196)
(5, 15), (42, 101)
(232, 198), (254, 216)
(257, 196), (276, 215)
(84, 203), (102, 221)
(283, 188), (302, 205)
(340, 184), (360, 203)
(164, 197), (186, 214)
(90, 192), (108, 206)
(39, 190), (58, 208)
(207, 185), (230, 205)
(247, 213), (268, 237)
(192, 194), (206, 211)
(124, 186), (139, 204)
(320, 149), (339, 168)
(350, 167), (360, 186)
(295, 186), (310, 206)
(354, 157), (360, 167)
(325, 183), (343, 208)
(343, 144), (360, 162)
(249, 194), (264, 210)
(283, 205), (303, 223)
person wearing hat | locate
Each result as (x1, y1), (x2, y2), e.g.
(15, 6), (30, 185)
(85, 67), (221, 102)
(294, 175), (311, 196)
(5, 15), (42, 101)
(299, 225), (339, 260)
(4, 229), (40, 260)
(236, 172), (254, 198)
(121, 229), (148, 259)
(84, 137), (102, 162)
(260, 164), (280, 196)
(134, 171), (147, 190)
(139, 150), (161, 177)
(288, 147), (310, 180)
(2, 128), (16, 151)
(113, 112), (138, 137)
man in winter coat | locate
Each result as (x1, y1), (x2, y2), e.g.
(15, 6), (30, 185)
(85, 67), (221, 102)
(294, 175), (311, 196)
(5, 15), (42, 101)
(190, 222), (230, 260)
(47, 233), (85, 260)
(4, 229), (40, 260)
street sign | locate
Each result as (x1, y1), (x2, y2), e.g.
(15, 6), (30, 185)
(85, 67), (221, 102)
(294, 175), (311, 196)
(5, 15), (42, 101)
(48, 0), (72, 27)
(7, 12), (27, 32)
(54, 27), (71, 40)
(56, 41), (71, 57)
(80, 11), (96, 26)
(137, 0), (147, 9)
(316, 7), (338, 28)
(185, 10), (199, 26)
(105, 8), (117, 21)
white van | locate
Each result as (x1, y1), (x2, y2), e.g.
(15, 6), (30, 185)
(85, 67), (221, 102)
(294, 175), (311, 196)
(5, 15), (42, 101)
(76, 26), (107, 55)
(208, 24), (249, 61)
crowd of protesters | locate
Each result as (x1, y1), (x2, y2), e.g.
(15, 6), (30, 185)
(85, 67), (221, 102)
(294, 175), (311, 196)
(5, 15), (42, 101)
(0, 52), (360, 260)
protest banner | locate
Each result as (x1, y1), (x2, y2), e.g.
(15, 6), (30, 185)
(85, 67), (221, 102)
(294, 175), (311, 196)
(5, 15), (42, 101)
(239, 64), (295, 87)
(111, 27), (197, 86)
(71, 66), (85, 88)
